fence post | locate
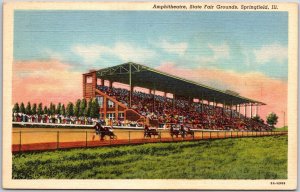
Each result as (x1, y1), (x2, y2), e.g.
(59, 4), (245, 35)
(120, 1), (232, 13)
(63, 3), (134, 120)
(57, 131), (59, 149)
(242, 131), (243, 137)
(19, 131), (22, 152)
(209, 131), (211, 139)
(201, 131), (203, 139)
(86, 131), (88, 147)
(217, 131), (219, 139)
(230, 131), (232, 138)
(128, 131), (130, 144)
(160, 132), (162, 142)
(192, 132), (195, 140)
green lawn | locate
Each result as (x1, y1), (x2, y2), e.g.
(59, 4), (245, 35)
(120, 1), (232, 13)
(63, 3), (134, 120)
(274, 126), (288, 131)
(13, 136), (287, 179)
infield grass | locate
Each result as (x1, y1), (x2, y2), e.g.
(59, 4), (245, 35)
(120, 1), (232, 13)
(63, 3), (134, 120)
(274, 126), (288, 132)
(13, 135), (287, 179)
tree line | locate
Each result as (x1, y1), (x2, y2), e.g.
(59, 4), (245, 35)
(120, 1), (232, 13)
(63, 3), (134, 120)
(12, 98), (100, 118)
(252, 112), (278, 128)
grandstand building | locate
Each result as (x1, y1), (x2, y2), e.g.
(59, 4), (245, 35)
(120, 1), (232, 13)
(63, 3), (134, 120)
(82, 62), (269, 131)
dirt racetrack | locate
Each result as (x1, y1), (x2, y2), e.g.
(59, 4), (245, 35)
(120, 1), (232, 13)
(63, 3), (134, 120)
(12, 127), (287, 152)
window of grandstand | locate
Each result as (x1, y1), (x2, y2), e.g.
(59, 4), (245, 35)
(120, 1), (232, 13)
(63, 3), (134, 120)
(118, 112), (124, 118)
(96, 96), (103, 108)
(108, 100), (115, 108)
(97, 78), (102, 85)
(86, 76), (93, 83)
(106, 113), (115, 120)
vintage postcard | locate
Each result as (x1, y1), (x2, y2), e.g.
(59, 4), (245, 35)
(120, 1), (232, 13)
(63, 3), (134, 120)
(2, 2), (298, 190)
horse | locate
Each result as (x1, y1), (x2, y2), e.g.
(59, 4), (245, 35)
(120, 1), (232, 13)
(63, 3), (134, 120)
(101, 126), (117, 140)
(144, 128), (160, 138)
(170, 125), (183, 138)
(92, 123), (117, 141)
(144, 125), (160, 138)
(185, 127), (194, 137)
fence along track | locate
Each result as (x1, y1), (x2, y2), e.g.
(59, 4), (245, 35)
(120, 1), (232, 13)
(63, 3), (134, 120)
(12, 129), (287, 153)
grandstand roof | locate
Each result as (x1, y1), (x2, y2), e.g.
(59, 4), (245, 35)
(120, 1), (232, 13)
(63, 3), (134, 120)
(93, 62), (265, 106)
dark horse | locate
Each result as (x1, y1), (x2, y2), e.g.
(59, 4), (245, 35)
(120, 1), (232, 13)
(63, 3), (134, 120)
(144, 125), (160, 138)
(185, 127), (194, 137)
(170, 125), (184, 138)
(93, 122), (117, 141)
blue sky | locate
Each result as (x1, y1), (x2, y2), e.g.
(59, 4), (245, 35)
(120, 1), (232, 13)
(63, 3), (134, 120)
(14, 10), (288, 80)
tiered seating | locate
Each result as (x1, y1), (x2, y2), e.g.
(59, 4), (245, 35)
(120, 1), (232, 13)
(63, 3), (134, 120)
(97, 85), (271, 131)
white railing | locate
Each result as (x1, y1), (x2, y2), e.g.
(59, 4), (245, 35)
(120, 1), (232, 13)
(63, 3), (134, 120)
(12, 121), (145, 129)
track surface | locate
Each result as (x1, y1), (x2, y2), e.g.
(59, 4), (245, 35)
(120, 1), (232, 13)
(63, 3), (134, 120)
(12, 127), (287, 152)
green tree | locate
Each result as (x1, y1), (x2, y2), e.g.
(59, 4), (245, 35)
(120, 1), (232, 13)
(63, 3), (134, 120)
(13, 103), (20, 113)
(86, 99), (92, 117)
(66, 102), (74, 116)
(20, 102), (25, 113)
(43, 106), (47, 114)
(25, 102), (32, 115)
(74, 99), (81, 117)
(37, 103), (43, 115)
(83, 107), (89, 117)
(79, 98), (87, 116)
(252, 115), (264, 124)
(49, 102), (56, 115)
(61, 104), (66, 116)
(32, 103), (37, 115)
(89, 98), (100, 118)
(267, 112), (279, 128)
(56, 103), (62, 115)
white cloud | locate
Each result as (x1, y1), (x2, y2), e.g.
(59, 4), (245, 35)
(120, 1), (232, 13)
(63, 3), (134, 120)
(156, 40), (188, 56)
(41, 49), (64, 60)
(197, 42), (230, 64)
(113, 42), (156, 62)
(254, 43), (287, 64)
(72, 42), (156, 64)
(72, 45), (109, 64)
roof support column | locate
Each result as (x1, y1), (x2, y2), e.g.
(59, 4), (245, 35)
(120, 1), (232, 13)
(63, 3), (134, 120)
(255, 104), (258, 117)
(153, 89), (156, 112)
(201, 93), (204, 113)
(244, 104), (247, 118)
(230, 101), (233, 118)
(173, 94), (176, 110)
(101, 79), (104, 86)
(109, 81), (113, 89)
(250, 103), (253, 118)
(238, 104), (241, 118)
(213, 97), (216, 115)
(129, 63), (132, 108)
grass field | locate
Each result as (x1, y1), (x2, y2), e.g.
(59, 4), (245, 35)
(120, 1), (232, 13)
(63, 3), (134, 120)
(12, 135), (287, 179)
(275, 126), (288, 132)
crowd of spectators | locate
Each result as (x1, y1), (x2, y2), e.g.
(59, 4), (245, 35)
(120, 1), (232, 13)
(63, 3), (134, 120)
(13, 113), (97, 125)
(13, 112), (145, 127)
(97, 85), (271, 131)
